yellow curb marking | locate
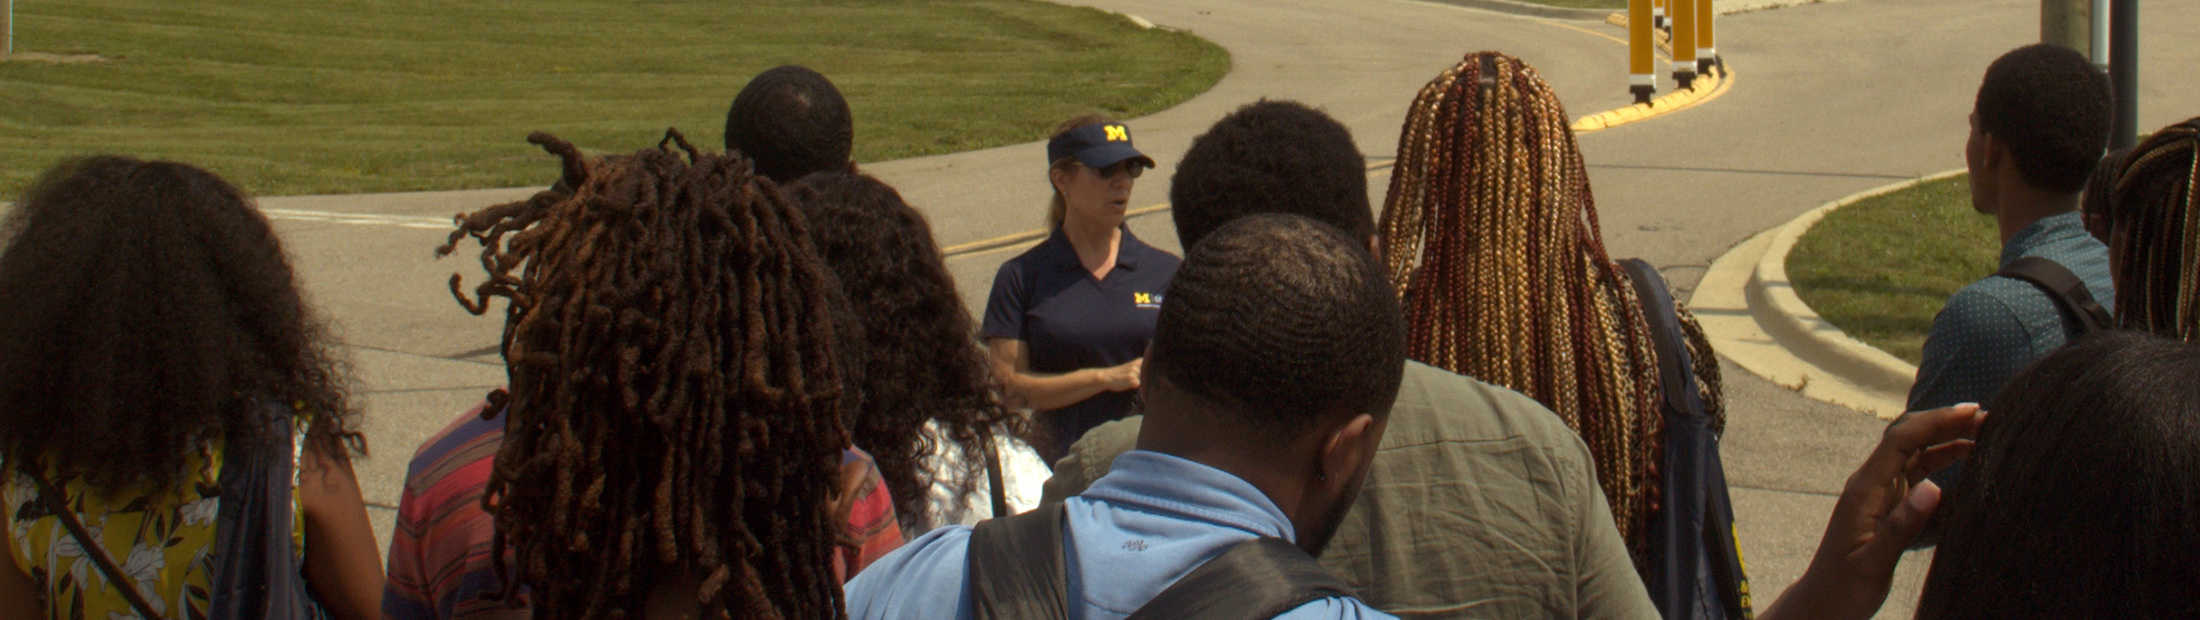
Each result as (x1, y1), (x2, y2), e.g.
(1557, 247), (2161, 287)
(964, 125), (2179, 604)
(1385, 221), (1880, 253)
(946, 5), (1738, 256)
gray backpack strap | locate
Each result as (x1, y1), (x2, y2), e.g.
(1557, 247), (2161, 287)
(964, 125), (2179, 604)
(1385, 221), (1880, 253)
(966, 501), (1070, 620)
(1127, 537), (1356, 620)
(1997, 256), (2114, 335)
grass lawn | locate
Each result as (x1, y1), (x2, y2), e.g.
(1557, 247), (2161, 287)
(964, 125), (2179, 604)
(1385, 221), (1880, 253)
(0, 0), (1228, 198)
(1787, 175), (1999, 364)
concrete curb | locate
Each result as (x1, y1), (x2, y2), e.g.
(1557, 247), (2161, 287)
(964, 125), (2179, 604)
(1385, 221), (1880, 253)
(1747, 170), (1964, 401)
(1693, 169), (1967, 419)
(1416, 0), (1615, 21)
(1570, 66), (1727, 132)
(1694, 169), (1967, 418)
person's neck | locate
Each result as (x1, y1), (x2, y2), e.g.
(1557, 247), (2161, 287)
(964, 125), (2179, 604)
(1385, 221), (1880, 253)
(1137, 417), (1311, 534)
(1061, 214), (1124, 278)
(1992, 185), (2080, 246)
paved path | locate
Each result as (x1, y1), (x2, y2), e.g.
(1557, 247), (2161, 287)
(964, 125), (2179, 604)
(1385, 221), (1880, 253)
(246, 0), (2199, 616)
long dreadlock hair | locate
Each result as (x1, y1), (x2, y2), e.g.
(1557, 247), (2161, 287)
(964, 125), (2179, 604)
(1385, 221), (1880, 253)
(1378, 51), (1675, 555)
(784, 171), (1020, 531)
(2105, 118), (2200, 340)
(437, 131), (848, 619)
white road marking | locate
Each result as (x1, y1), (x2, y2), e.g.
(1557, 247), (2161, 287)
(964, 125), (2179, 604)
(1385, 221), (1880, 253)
(261, 208), (451, 230)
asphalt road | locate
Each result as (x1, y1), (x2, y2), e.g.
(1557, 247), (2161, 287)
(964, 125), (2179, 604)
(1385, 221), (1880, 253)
(153, 0), (2200, 616)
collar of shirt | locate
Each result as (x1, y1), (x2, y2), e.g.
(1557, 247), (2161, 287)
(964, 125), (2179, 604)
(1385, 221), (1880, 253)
(1043, 225), (1153, 273)
(2000, 211), (2088, 267)
(1076, 450), (1297, 542)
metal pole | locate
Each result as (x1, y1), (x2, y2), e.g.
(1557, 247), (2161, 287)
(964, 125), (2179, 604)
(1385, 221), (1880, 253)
(1695, 0), (1719, 76)
(1670, 0), (1697, 89)
(3, 0), (14, 60)
(2109, 0), (2137, 149)
(1630, 0), (1656, 104)
(2040, 0), (2090, 53)
(2090, 0), (2110, 70)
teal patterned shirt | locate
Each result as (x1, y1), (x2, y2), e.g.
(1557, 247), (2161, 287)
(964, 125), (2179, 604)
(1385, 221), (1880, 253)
(1908, 211), (2115, 412)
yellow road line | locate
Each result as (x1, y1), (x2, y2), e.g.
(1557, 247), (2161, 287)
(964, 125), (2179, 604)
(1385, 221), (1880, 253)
(941, 160), (1396, 258)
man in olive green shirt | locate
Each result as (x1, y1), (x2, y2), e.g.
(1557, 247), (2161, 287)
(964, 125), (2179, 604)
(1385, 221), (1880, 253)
(1040, 101), (1655, 617)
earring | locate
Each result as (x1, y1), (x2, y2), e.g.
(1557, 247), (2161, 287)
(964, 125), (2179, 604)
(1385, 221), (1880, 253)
(1317, 471), (1328, 482)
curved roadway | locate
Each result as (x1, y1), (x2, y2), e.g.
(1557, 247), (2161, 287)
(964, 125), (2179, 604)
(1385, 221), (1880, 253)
(265, 0), (2199, 616)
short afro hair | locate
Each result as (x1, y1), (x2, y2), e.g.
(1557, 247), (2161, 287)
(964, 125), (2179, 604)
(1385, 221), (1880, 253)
(1170, 100), (1371, 251)
(1975, 44), (2112, 193)
(726, 65), (854, 184)
(1149, 214), (1405, 439)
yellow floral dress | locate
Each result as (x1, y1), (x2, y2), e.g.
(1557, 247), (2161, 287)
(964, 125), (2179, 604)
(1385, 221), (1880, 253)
(3, 423), (307, 620)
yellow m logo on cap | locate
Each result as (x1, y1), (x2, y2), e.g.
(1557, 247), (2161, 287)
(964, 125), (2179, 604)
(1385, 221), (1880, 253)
(1134, 292), (1152, 304)
(1104, 125), (1129, 142)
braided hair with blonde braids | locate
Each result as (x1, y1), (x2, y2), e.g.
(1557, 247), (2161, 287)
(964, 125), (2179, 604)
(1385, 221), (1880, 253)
(438, 131), (849, 619)
(2104, 118), (2200, 340)
(1378, 51), (1667, 554)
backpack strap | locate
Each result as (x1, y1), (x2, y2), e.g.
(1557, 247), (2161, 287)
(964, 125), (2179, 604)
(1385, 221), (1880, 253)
(25, 469), (169, 620)
(1126, 537), (1355, 620)
(966, 501), (1070, 620)
(1996, 256), (2114, 335)
(1617, 259), (1702, 419)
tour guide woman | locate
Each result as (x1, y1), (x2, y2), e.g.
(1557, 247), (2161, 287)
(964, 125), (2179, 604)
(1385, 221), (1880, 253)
(983, 116), (1180, 465)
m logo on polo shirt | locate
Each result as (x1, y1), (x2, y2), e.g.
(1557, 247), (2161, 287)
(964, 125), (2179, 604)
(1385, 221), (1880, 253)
(1133, 291), (1162, 309)
(1104, 125), (1130, 142)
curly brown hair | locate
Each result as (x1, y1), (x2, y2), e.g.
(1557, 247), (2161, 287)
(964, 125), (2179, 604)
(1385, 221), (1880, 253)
(0, 156), (361, 494)
(439, 131), (848, 619)
(785, 171), (1021, 530)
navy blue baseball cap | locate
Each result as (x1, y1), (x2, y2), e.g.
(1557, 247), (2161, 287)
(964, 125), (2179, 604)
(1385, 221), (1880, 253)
(1046, 122), (1156, 170)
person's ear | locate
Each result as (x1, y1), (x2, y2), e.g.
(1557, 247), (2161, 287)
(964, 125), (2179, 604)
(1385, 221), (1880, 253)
(1049, 165), (1074, 194)
(1980, 132), (2012, 178)
(1366, 235), (1383, 265)
(1316, 413), (1380, 493)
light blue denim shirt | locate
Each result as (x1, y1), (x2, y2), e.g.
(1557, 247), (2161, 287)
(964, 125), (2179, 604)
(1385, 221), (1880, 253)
(844, 450), (1392, 619)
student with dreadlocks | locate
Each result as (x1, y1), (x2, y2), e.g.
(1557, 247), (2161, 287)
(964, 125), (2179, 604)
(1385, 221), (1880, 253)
(386, 67), (885, 620)
(982, 115), (1178, 464)
(783, 171), (1042, 534)
(1039, 99), (1656, 617)
(2089, 117), (2200, 339)
(411, 131), (852, 619)
(0, 157), (384, 619)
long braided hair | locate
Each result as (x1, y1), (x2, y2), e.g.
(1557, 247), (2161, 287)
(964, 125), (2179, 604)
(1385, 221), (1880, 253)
(2105, 117), (2200, 340)
(1378, 51), (1668, 554)
(785, 171), (1020, 531)
(438, 131), (848, 619)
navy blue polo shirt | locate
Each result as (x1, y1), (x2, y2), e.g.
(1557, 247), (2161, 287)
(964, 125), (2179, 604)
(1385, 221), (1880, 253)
(981, 226), (1180, 461)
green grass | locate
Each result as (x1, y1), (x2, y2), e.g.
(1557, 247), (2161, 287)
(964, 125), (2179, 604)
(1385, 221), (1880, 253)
(1787, 175), (1999, 364)
(0, 0), (1228, 198)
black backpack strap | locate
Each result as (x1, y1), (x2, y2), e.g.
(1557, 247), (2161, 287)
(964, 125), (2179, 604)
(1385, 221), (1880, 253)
(1996, 256), (2114, 335)
(966, 501), (1070, 620)
(1617, 259), (1702, 419)
(1126, 537), (1355, 620)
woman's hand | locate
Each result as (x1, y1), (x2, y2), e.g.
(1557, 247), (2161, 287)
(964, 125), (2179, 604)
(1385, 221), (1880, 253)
(1759, 403), (1986, 620)
(1097, 358), (1142, 392)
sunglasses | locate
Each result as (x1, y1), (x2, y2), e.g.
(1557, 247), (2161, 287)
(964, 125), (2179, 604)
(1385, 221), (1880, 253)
(1089, 160), (1147, 179)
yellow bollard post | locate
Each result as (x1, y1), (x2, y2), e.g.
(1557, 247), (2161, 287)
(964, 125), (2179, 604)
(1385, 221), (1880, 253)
(1630, 0), (1656, 104)
(1652, 0), (1667, 29)
(1670, 0), (1698, 89)
(1696, 0), (1719, 76)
